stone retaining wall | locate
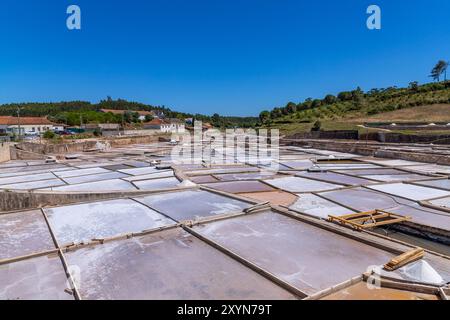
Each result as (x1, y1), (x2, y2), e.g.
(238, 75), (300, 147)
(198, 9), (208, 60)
(284, 138), (450, 165)
(0, 187), (194, 212)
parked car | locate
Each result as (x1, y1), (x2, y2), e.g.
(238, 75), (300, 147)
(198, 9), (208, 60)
(54, 130), (72, 135)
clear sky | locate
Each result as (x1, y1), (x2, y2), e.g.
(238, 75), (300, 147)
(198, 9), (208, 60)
(0, 0), (449, 116)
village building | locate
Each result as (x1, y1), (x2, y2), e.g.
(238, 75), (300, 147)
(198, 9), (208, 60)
(143, 118), (185, 133)
(0, 116), (55, 135)
(52, 124), (66, 132)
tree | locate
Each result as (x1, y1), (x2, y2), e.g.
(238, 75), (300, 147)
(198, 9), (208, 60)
(285, 102), (297, 114)
(270, 108), (282, 118)
(430, 60), (449, 82)
(408, 81), (419, 91)
(43, 130), (56, 139)
(211, 113), (221, 126)
(259, 110), (270, 123)
(351, 87), (364, 99)
(311, 99), (322, 108)
(324, 94), (337, 105)
(123, 111), (140, 123)
(144, 114), (154, 122)
(444, 62), (449, 81)
(368, 88), (380, 95)
(304, 98), (313, 108)
(338, 91), (353, 101)
(311, 120), (322, 132)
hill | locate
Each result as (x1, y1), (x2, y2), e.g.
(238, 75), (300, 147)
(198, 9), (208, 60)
(352, 104), (450, 122)
(260, 81), (450, 134)
(0, 98), (187, 119)
(0, 98), (258, 128)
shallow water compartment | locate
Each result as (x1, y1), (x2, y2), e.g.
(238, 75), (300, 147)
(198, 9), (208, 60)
(264, 176), (342, 193)
(415, 179), (450, 191)
(0, 210), (55, 260)
(134, 189), (251, 221)
(192, 210), (393, 295)
(367, 183), (450, 201)
(133, 177), (180, 190)
(44, 199), (175, 245)
(289, 193), (354, 219)
(297, 171), (373, 186)
(64, 228), (297, 300)
(0, 253), (72, 300)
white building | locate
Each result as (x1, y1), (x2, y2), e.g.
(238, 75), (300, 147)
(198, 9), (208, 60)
(161, 119), (185, 133)
(143, 118), (185, 133)
(52, 125), (66, 132)
(0, 116), (55, 135)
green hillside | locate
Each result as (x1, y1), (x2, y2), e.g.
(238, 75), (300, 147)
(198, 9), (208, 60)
(260, 81), (450, 134)
(0, 98), (258, 128)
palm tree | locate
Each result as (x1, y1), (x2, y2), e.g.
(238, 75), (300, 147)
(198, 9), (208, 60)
(430, 60), (449, 82)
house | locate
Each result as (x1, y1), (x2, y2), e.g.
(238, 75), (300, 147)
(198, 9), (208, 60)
(52, 124), (67, 132)
(0, 116), (55, 135)
(142, 118), (163, 130)
(100, 109), (156, 121)
(161, 118), (185, 133)
(142, 118), (185, 133)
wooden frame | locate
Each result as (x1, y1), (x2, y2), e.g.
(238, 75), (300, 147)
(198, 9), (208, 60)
(328, 209), (411, 231)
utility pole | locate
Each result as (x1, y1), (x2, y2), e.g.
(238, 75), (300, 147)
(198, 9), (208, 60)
(16, 107), (22, 141)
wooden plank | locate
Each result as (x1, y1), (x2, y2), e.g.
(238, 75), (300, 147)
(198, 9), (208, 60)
(438, 287), (449, 300)
(362, 273), (441, 296)
(384, 248), (424, 271)
(328, 209), (410, 230)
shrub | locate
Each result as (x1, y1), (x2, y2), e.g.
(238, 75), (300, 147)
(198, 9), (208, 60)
(311, 120), (322, 131)
(367, 108), (380, 115)
(93, 128), (102, 137)
(43, 130), (55, 139)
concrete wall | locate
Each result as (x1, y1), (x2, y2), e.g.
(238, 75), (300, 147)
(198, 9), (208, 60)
(284, 138), (450, 165)
(0, 142), (12, 163)
(359, 132), (450, 144)
(288, 130), (450, 145)
(289, 130), (359, 140)
(11, 134), (169, 158)
(122, 129), (161, 136)
(107, 134), (170, 146)
(10, 147), (47, 160)
(14, 140), (100, 155)
(0, 187), (194, 212)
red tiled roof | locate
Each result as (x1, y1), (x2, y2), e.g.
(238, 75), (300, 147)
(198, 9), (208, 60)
(144, 118), (163, 125)
(0, 116), (54, 125)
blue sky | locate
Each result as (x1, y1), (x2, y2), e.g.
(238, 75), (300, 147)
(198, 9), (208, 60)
(0, 0), (449, 116)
